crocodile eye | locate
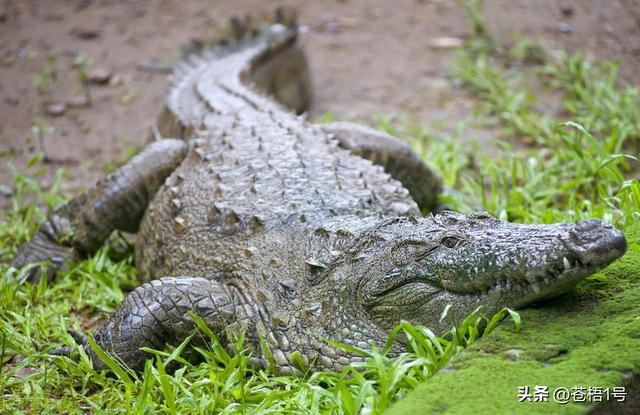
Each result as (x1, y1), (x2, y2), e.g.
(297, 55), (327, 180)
(441, 236), (460, 248)
(471, 211), (493, 220)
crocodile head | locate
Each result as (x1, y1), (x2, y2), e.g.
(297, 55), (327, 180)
(345, 211), (626, 334)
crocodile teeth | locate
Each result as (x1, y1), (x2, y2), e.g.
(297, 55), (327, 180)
(563, 257), (571, 271)
(531, 281), (541, 295)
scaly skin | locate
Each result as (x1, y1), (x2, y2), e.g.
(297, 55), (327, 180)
(13, 19), (626, 374)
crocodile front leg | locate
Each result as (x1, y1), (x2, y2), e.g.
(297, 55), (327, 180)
(67, 277), (236, 371)
(12, 139), (187, 281)
(321, 122), (442, 212)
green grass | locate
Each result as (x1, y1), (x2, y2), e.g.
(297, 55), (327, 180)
(438, 0), (637, 216)
(0, 176), (518, 414)
(403, 15), (640, 228)
(2, 1), (640, 413)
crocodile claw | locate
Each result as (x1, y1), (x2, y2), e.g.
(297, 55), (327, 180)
(50, 330), (88, 360)
(49, 345), (74, 358)
(11, 227), (78, 283)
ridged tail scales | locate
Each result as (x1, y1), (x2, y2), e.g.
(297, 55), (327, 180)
(155, 8), (312, 141)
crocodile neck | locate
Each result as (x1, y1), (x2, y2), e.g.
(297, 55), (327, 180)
(223, 215), (399, 373)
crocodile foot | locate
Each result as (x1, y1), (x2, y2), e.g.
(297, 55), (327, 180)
(11, 220), (79, 283)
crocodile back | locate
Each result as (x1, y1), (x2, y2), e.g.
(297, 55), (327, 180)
(136, 25), (418, 281)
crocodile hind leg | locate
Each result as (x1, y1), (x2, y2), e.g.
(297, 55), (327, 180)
(321, 122), (442, 212)
(11, 139), (188, 281)
(56, 277), (236, 371)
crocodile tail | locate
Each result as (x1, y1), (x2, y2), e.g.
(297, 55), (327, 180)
(177, 7), (298, 59)
(155, 7), (311, 140)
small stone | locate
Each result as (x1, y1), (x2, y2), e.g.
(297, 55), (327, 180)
(71, 114), (86, 125)
(505, 348), (524, 361)
(58, 124), (71, 137)
(560, 5), (574, 18)
(336, 16), (359, 29)
(426, 77), (450, 90)
(45, 102), (66, 116)
(43, 10), (65, 21)
(70, 26), (100, 40)
(118, 89), (134, 105)
(16, 48), (27, 60)
(108, 74), (123, 87)
(557, 22), (572, 33)
(12, 354), (26, 364)
(14, 366), (37, 378)
(439, 364), (457, 373)
(428, 37), (464, 50)
(88, 67), (112, 84)
(71, 114), (92, 133)
(0, 184), (13, 197)
(324, 19), (341, 33)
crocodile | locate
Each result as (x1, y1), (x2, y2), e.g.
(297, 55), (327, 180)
(11, 15), (627, 374)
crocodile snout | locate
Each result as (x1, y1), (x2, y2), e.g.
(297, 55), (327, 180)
(567, 219), (626, 265)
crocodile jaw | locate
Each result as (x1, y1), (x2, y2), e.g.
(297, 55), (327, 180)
(444, 218), (627, 308)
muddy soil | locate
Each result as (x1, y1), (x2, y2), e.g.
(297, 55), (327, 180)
(0, 0), (639, 207)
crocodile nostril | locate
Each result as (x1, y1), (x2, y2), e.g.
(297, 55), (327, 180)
(574, 219), (603, 232)
(568, 220), (627, 262)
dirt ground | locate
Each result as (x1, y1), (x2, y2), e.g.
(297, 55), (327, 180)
(1, 0), (639, 208)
